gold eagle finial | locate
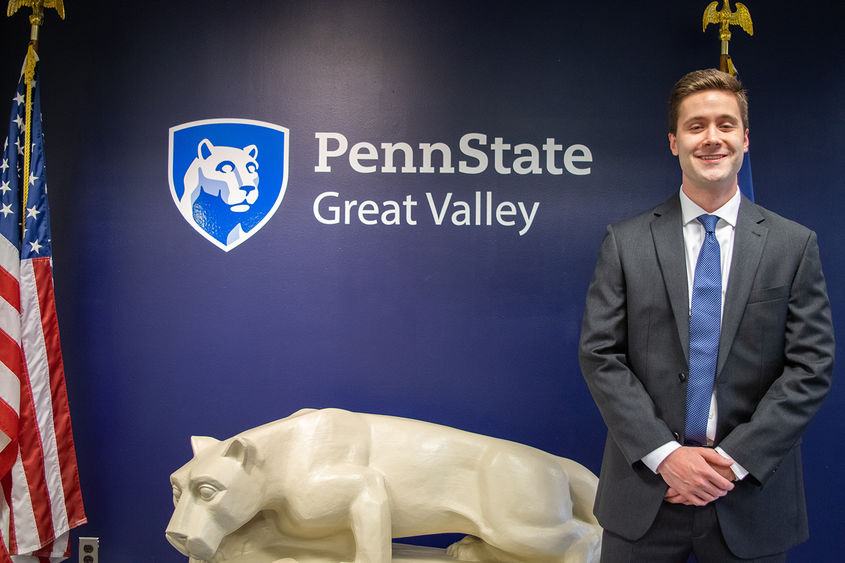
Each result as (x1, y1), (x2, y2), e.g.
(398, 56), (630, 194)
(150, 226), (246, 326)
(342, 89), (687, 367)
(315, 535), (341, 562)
(703, 0), (753, 42)
(7, 0), (65, 26)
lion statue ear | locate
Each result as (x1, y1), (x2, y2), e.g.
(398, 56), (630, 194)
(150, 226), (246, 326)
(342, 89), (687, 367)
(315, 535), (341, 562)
(190, 435), (220, 456)
(223, 437), (261, 471)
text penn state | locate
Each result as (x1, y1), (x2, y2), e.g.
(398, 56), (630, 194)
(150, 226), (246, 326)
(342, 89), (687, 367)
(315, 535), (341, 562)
(315, 132), (592, 175)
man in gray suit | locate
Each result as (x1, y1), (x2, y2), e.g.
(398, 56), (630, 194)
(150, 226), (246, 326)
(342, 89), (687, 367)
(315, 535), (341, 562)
(579, 69), (834, 562)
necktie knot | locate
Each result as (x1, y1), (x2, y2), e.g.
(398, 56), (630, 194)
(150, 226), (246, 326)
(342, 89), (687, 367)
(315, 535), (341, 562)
(698, 214), (719, 234)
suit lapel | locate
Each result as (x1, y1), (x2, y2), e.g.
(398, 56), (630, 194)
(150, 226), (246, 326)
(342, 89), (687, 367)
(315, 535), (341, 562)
(717, 195), (767, 376)
(650, 195), (691, 362)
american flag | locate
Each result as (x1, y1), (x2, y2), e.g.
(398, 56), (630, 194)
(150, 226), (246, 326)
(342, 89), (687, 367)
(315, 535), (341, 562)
(0, 53), (85, 562)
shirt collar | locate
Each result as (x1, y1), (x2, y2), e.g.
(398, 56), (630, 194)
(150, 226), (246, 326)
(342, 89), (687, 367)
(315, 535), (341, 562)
(679, 187), (741, 228)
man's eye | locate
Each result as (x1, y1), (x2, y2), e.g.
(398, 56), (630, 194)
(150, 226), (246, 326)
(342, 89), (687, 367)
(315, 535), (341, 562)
(172, 486), (182, 506)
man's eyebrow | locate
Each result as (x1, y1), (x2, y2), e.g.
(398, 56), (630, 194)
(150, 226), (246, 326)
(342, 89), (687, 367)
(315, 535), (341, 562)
(681, 114), (741, 125)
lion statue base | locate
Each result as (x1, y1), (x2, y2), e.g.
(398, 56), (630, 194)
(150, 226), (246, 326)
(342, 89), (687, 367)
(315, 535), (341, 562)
(167, 408), (602, 563)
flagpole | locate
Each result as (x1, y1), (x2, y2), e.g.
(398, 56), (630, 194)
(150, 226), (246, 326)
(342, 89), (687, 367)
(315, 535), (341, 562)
(720, 43), (730, 74)
(702, 1), (755, 201)
(6, 1), (65, 239)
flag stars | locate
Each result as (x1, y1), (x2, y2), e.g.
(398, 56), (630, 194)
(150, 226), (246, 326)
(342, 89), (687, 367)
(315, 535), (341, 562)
(5, 73), (52, 256)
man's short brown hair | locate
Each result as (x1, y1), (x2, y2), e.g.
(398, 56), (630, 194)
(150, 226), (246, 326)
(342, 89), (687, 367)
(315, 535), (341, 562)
(668, 69), (749, 134)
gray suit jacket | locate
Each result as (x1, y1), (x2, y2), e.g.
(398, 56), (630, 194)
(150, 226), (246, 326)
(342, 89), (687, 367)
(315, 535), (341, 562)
(579, 193), (834, 558)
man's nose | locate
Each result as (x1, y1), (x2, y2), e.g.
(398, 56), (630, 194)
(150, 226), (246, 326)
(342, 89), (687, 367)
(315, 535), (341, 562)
(703, 125), (721, 144)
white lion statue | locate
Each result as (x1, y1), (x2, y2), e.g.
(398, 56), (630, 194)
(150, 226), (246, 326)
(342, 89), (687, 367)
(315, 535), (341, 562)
(166, 408), (602, 563)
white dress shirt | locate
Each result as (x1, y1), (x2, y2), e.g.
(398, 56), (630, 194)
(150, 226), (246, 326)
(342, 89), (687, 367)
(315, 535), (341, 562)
(642, 187), (748, 480)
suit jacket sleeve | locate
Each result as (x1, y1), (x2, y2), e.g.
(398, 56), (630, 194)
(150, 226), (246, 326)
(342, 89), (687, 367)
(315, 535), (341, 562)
(579, 224), (679, 466)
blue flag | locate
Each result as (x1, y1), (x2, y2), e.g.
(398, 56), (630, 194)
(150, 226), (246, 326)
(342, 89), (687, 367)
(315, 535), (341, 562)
(739, 149), (754, 201)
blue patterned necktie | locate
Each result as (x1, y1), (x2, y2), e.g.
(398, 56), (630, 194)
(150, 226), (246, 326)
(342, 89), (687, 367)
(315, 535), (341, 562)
(685, 214), (721, 446)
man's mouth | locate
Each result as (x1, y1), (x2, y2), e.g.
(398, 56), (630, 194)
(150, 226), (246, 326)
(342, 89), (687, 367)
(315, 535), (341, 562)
(698, 154), (727, 162)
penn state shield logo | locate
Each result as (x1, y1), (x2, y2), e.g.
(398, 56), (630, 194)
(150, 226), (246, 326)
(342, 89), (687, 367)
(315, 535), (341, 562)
(168, 119), (289, 251)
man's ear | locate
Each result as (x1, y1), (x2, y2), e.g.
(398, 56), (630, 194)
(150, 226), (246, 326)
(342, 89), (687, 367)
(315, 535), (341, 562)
(743, 129), (750, 153)
(668, 132), (679, 156)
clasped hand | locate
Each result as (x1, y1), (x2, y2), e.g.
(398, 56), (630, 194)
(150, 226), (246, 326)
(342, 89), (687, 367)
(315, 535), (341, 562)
(658, 446), (735, 506)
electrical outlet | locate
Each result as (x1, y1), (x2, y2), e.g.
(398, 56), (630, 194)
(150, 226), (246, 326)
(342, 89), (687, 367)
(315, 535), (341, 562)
(79, 537), (99, 563)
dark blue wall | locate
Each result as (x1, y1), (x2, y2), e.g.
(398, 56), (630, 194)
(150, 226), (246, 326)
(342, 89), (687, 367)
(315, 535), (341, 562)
(2, 1), (843, 561)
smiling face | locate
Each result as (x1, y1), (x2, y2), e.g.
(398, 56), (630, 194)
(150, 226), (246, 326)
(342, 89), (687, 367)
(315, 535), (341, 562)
(668, 89), (749, 208)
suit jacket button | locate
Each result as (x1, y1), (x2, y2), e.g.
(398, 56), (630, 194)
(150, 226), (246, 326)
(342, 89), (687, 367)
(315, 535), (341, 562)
(673, 432), (681, 441)
(679, 372), (687, 382)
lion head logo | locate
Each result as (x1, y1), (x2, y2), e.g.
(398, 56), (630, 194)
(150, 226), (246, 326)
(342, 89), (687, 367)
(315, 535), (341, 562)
(180, 139), (261, 246)
(169, 119), (289, 251)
